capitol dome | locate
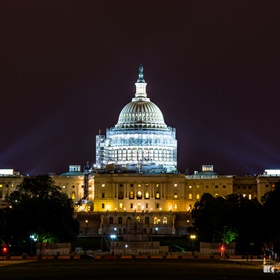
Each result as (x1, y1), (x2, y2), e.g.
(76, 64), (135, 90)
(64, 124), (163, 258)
(96, 64), (177, 173)
(115, 100), (167, 130)
(115, 64), (167, 130)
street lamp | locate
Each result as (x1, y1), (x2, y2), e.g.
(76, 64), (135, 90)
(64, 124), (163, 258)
(110, 234), (117, 255)
(190, 234), (196, 255)
(30, 234), (37, 256)
(85, 220), (88, 235)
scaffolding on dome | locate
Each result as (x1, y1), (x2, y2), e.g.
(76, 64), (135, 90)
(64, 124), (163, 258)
(95, 64), (178, 174)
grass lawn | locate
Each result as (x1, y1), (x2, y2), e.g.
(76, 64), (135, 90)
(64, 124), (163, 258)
(0, 258), (265, 280)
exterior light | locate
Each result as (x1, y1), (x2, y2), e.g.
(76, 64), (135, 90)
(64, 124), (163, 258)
(30, 234), (37, 241)
(190, 234), (196, 240)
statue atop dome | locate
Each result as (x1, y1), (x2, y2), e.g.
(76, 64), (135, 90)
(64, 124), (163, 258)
(137, 63), (145, 83)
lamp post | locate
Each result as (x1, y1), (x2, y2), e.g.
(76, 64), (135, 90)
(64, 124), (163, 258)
(30, 234), (37, 256)
(85, 220), (88, 235)
(110, 234), (117, 255)
(190, 234), (196, 255)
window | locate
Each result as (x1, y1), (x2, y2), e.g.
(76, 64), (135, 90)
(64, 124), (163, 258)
(174, 193), (177, 198)
(196, 185), (200, 188)
(163, 217), (167, 224)
(137, 191), (142, 199)
(196, 194), (200, 200)
(102, 192), (105, 198)
(174, 203), (177, 209)
(145, 191), (150, 199)
(154, 217), (159, 224)
(145, 217), (149, 224)
(118, 217), (122, 224)
(118, 191), (124, 199)
(71, 191), (75, 199)
(215, 185), (218, 189)
(156, 192), (160, 199)
(156, 203), (159, 209)
(249, 194), (252, 200)
(109, 217), (113, 224)
(145, 203), (149, 208)
(102, 203), (105, 209)
(129, 191), (134, 199)
(130, 203), (133, 209)
(119, 203), (123, 209)
(130, 184), (133, 187)
(189, 193), (192, 200)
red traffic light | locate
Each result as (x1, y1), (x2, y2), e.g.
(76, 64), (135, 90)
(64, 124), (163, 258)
(220, 245), (225, 252)
(2, 246), (8, 254)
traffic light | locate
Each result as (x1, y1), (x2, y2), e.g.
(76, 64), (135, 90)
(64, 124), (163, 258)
(220, 245), (225, 253)
(2, 245), (8, 255)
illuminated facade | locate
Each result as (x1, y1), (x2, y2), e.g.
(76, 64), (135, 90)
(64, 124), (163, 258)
(2, 166), (279, 237)
(96, 64), (177, 173)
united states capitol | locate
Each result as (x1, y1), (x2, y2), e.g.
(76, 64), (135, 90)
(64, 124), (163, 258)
(0, 65), (279, 242)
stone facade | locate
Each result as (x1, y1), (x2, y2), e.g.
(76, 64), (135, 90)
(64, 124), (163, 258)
(1, 169), (279, 237)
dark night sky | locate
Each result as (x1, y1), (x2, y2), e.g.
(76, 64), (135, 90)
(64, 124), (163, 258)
(1, 1), (280, 176)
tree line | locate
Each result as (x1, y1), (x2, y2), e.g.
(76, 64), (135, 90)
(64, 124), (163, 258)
(0, 175), (80, 253)
(191, 180), (280, 254)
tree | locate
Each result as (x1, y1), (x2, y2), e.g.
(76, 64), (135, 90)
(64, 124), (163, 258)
(191, 193), (225, 242)
(191, 193), (263, 253)
(4, 175), (80, 250)
(261, 180), (280, 252)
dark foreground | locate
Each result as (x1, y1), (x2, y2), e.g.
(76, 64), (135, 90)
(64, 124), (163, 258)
(0, 258), (272, 280)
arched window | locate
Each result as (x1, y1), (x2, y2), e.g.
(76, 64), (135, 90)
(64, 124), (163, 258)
(136, 216), (141, 222)
(145, 217), (150, 225)
(118, 191), (124, 199)
(145, 192), (150, 199)
(109, 217), (113, 224)
(154, 217), (159, 224)
(156, 192), (160, 199)
(137, 191), (142, 199)
(71, 191), (75, 200)
(126, 217), (131, 226)
(129, 191), (134, 199)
